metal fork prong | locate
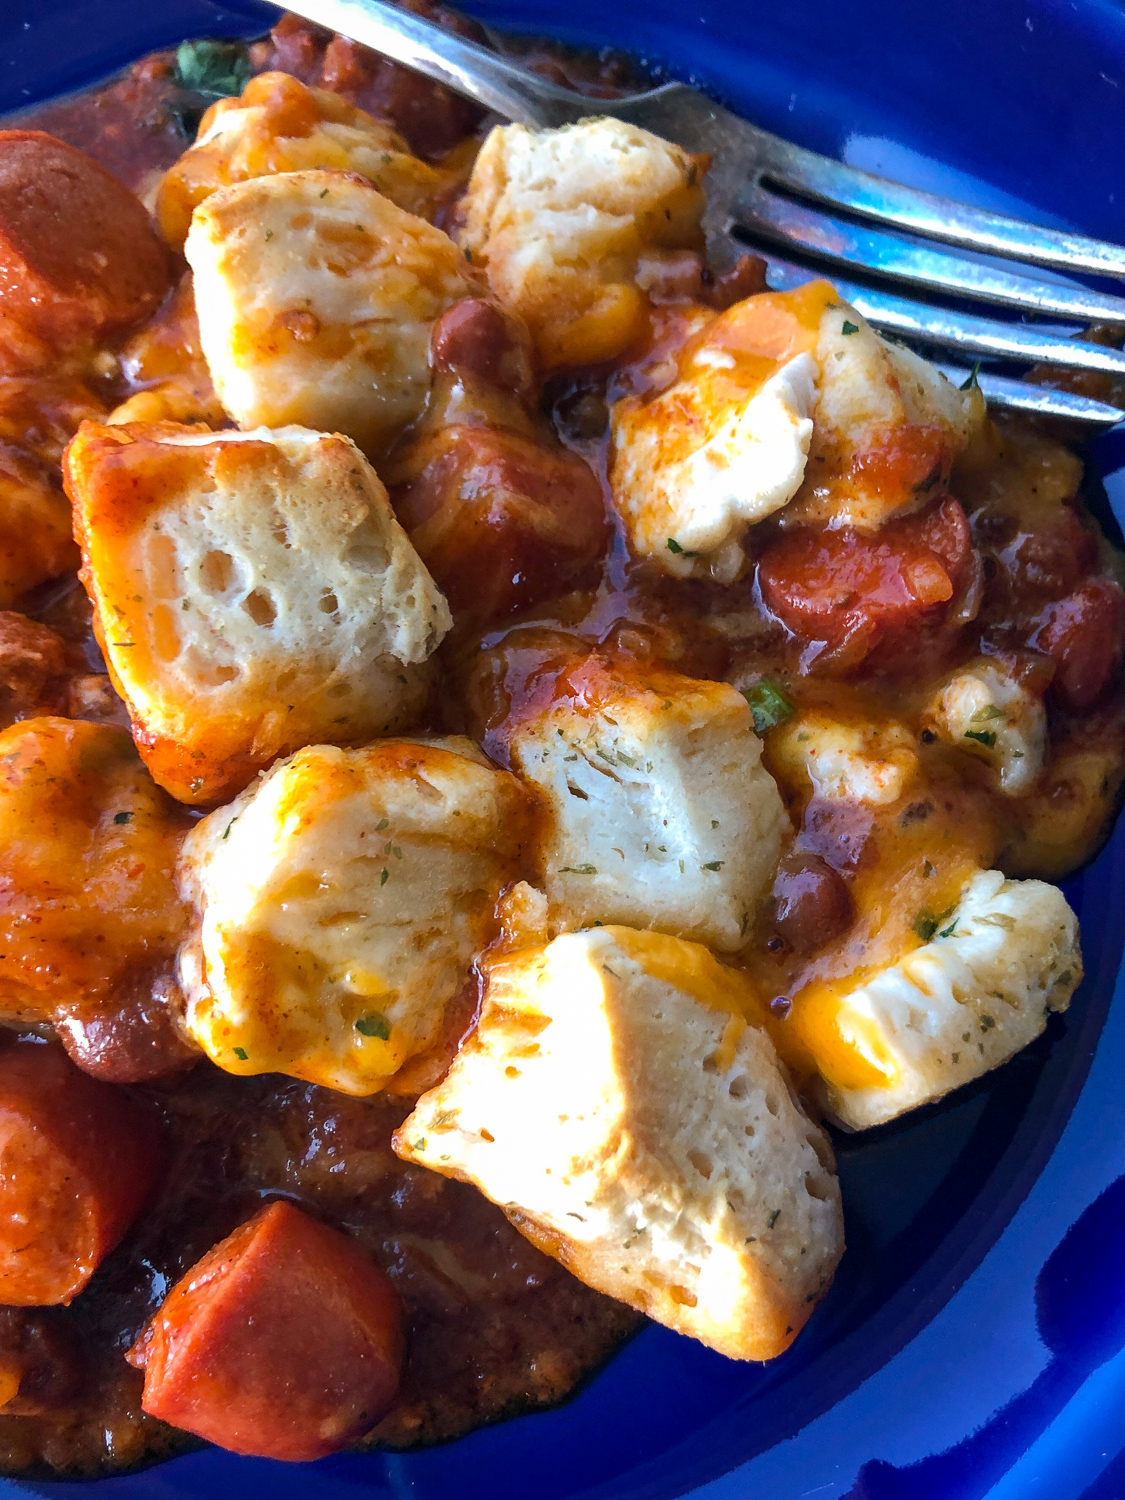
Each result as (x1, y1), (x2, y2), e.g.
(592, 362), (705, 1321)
(759, 253), (1125, 376)
(750, 128), (1125, 283)
(734, 183), (1125, 325)
(932, 363), (1122, 426)
(846, 292), (1125, 376)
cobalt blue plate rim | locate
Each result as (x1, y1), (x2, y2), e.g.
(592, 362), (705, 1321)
(4, 1), (1125, 1496)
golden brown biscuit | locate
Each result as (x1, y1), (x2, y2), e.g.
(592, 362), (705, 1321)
(186, 169), (479, 455)
(178, 737), (531, 1094)
(397, 926), (844, 1360)
(157, 71), (453, 248)
(65, 420), (451, 803)
(457, 118), (706, 370)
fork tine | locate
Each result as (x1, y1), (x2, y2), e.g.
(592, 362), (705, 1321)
(931, 363), (1123, 427)
(761, 253), (1125, 376)
(702, 228), (1125, 423)
(733, 182), (1125, 325)
(748, 126), (1125, 282)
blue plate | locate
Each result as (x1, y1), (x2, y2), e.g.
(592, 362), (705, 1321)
(5, 1), (1125, 1495)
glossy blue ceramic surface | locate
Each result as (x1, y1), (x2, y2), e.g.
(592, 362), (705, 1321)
(4, 1), (1125, 1494)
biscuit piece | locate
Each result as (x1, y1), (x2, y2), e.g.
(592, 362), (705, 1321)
(65, 420), (451, 804)
(506, 656), (787, 950)
(157, 72), (451, 248)
(0, 717), (190, 1020)
(610, 283), (981, 576)
(186, 170), (477, 455)
(396, 926), (844, 1361)
(457, 118), (706, 369)
(0, 131), (171, 375)
(178, 738), (530, 1095)
(769, 710), (920, 807)
(796, 869), (1081, 1130)
(783, 298), (981, 531)
(925, 657), (1047, 796)
(610, 282), (829, 580)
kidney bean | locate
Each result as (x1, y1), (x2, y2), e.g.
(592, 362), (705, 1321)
(769, 850), (854, 954)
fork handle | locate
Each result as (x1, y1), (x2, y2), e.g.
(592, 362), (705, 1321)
(275, 0), (589, 125)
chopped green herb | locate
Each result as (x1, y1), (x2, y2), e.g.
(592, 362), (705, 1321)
(970, 704), (1006, 723)
(356, 1012), (391, 1040)
(916, 902), (957, 941)
(174, 38), (250, 100)
(222, 817), (237, 840)
(768, 1209), (782, 1228)
(939, 919), (958, 939)
(560, 864), (597, 875)
(741, 678), (796, 735)
(841, 320), (859, 336)
(701, 861), (725, 871)
(233, 1046), (248, 1061)
(380, 868), (389, 886)
(666, 537), (688, 555)
(914, 910), (940, 942)
(980, 1014), (996, 1032)
(964, 728), (997, 747)
(376, 818), (389, 831)
(960, 359), (982, 391)
(113, 811), (132, 825)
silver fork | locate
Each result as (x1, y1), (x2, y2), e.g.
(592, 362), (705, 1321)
(282, 0), (1125, 427)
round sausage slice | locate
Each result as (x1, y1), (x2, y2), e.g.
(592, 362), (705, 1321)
(0, 131), (171, 374)
(0, 1041), (164, 1304)
(128, 1200), (406, 1460)
(1036, 577), (1125, 710)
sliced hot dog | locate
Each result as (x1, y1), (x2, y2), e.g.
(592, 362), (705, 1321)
(758, 495), (976, 672)
(0, 1041), (163, 1304)
(1036, 577), (1125, 709)
(128, 1200), (405, 1460)
(0, 131), (172, 374)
